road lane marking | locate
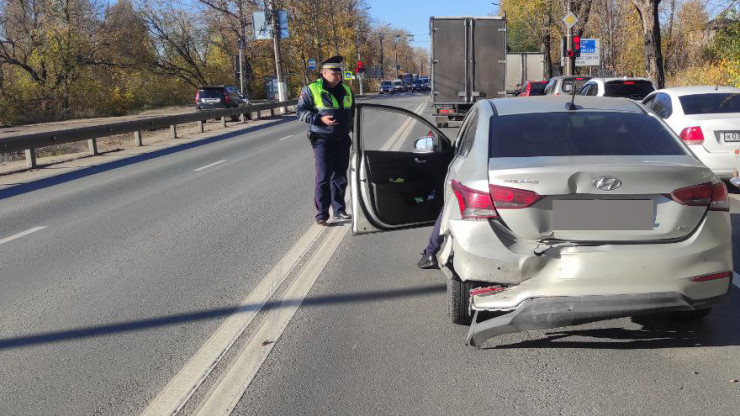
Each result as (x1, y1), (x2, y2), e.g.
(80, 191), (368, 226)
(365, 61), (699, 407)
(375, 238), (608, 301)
(194, 224), (350, 416)
(140, 224), (327, 416)
(278, 135), (294, 141)
(194, 160), (226, 172)
(0, 226), (47, 245)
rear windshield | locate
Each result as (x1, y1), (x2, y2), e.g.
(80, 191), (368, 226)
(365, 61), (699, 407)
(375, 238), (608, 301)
(198, 89), (224, 98)
(679, 93), (740, 115)
(529, 82), (547, 95)
(604, 80), (654, 100)
(562, 77), (592, 93)
(381, 81), (392, 86)
(489, 112), (687, 157)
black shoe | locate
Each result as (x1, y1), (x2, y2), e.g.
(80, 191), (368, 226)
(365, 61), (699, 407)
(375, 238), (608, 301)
(335, 211), (352, 220)
(417, 253), (438, 269)
(316, 218), (328, 226)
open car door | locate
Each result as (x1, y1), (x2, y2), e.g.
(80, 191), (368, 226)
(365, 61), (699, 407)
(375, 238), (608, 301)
(351, 103), (453, 234)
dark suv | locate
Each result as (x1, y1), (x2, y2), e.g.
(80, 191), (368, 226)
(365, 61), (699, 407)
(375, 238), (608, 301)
(195, 86), (250, 120)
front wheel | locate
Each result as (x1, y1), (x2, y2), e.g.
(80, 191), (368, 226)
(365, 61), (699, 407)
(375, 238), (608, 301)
(448, 279), (474, 325)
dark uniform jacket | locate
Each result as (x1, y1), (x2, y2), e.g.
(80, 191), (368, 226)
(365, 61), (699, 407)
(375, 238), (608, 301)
(296, 77), (355, 139)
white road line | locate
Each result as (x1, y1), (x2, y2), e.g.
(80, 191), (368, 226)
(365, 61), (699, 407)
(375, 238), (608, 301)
(140, 224), (327, 416)
(380, 98), (430, 152)
(734, 272), (740, 289)
(0, 226), (47, 245)
(194, 224), (350, 416)
(278, 135), (294, 141)
(193, 160), (226, 172)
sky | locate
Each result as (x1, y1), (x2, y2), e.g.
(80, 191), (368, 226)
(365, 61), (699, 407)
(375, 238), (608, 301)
(366, 0), (499, 50)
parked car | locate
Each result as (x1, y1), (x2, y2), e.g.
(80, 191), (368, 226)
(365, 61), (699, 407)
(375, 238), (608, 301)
(516, 80), (548, 96)
(379, 80), (393, 94)
(543, 75), (593, 96)
(195, 85), (250, 121)
(391, 79), (406, 93)
(579, 77), (655, 100)
(642, 86), (740, 179)
(351, 96), (732, 347)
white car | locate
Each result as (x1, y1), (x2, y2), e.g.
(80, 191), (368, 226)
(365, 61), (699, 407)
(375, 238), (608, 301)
(579, 77), (655, 100)
(643, 86), (740, 179)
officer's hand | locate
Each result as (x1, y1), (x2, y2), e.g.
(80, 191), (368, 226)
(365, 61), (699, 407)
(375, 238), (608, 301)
(320, 115), (338, 126)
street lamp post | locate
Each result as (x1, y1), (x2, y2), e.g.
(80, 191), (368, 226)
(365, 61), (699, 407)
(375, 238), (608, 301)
(394, 34), (400, 78)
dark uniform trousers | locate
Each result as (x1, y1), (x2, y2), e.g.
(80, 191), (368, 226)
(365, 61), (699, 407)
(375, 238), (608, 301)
(312, 136), (350, 220)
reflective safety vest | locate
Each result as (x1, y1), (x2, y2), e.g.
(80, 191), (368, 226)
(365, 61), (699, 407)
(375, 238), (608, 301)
(308, 79), (353, 110)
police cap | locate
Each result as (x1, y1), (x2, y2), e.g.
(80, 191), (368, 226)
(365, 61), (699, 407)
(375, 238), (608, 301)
(320, 56), (344, 71)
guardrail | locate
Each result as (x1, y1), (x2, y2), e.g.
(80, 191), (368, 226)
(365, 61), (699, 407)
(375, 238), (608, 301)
(0, 99), (299, 168)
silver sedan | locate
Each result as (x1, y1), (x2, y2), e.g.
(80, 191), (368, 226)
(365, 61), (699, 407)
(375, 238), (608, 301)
(351, 96), (733, 347)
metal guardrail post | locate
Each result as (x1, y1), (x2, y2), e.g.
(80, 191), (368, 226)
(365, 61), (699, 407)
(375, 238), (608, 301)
(197, 120), (204, 133)
(271, 108), (275, 117)
(221, 117), (227, 128)
(170, 125), (177, 139)
(25, 149), (36, 168)
(134, 131), (142, 146)
(240, 113), (247, 123)
(256, 110), (261, 120)
(88, 139), (98, 156)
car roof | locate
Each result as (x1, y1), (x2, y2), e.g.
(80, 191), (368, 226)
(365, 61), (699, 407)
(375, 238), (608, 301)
(488, 96), (644, 116)
(656, 86), (740, 96)
(587, 77), (652, 83)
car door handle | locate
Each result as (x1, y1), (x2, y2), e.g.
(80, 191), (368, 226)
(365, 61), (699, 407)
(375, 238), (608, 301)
(414, 158), (427, 164)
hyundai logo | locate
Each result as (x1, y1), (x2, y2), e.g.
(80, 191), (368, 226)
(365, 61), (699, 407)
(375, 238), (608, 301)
(593, 176), (622, 191)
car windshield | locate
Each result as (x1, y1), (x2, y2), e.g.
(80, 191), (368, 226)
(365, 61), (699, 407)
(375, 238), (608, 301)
(198, 89), (223, 98)
(489, 111), (687, 157)
(381, 81), (392, 86)
(604, 80), (654, 100)
(679, 93), (740, 115)
(562, 77), (592, 93)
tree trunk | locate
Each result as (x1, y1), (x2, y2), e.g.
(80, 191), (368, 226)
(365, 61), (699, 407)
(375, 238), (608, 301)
(631, 0), (665, 88)
(542, 10), (552, 78)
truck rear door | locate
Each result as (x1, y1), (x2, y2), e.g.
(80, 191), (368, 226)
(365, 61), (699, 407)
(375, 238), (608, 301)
(431, 18), (467, 103)
(471, 18), (506, 101)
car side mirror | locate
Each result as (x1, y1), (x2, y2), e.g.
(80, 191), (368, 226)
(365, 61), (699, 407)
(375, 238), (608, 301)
(413, 137), (435, 153)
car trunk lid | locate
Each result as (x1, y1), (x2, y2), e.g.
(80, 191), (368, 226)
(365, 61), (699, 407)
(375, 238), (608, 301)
(682, 113), (740, 153)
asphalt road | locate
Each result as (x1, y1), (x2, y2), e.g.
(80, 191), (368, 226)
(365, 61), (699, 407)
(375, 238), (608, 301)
(1, 93), (740, 416)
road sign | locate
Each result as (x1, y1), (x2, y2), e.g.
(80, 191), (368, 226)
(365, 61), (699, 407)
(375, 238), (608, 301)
(344, 71), (353, 80)
(562, 12), (578, 29)
(575, 38), (600, 67)
(307, 59), (316, 70)
(252, 10), (290, 39)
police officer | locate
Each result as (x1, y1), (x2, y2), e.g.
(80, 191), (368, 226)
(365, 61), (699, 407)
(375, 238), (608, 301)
(297, 56), (354, 225)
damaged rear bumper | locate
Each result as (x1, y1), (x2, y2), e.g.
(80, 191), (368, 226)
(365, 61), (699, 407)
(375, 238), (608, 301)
(466, 291), (728, 347)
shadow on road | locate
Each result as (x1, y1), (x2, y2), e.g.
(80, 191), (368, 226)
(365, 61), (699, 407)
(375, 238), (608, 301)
(0, 283), (446, 350)
(0, 116), (297, 201)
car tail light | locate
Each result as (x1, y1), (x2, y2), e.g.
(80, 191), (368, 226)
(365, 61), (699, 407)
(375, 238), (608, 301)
(623, 81), (635, 85)
(451, 180), (497, 219)
(679, 126), (704, 145)
(490, 185), (542, 209)
(575, 78), (583, 81)
(524, 83), (532, 96)
(195, 91), (200, 103)
(667, 182), (729, 211)
(690, 271), (732, 282)
(439, 108), (454, 115)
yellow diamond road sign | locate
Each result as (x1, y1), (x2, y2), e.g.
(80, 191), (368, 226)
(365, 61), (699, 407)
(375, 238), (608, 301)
(563, 12), (578, 29)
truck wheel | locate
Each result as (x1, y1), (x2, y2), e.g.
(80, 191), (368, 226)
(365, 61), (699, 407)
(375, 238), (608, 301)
(448, 278), (474, 325)
(442, 122), (449, 128)
(671, 308), (712, 321)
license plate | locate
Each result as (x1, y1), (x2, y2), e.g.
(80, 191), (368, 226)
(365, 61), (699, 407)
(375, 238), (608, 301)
(553, 200), (654, 230)
(721, 131), (740, 142)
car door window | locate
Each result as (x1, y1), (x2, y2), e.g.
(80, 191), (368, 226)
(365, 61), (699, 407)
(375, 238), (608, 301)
(656, 93), (673, 118)
(642, 95), (656, 111)
(579, 84), (591, 95)
(588, 84), (599, 96)
(456, 110), (479, 158)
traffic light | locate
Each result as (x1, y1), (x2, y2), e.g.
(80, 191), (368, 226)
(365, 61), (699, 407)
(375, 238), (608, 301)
(356, 60), (365, 74)
(573, 36), (581, 57)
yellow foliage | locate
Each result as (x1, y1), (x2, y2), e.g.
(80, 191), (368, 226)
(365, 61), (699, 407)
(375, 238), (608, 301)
(667, 58), (740, 88)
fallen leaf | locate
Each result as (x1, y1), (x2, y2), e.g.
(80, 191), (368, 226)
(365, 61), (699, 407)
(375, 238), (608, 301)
(262, 340), (274, 346)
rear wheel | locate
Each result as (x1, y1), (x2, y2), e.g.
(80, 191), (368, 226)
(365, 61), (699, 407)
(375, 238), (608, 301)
(448, 279), (474, 325)
(230, 115), (239, 122)
(671, 308), (712, 321)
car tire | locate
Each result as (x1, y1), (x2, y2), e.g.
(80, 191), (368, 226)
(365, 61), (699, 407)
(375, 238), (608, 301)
(230, 115), (239, 122)
(671, 308), (712, 321)
(448, 278), (474, 325)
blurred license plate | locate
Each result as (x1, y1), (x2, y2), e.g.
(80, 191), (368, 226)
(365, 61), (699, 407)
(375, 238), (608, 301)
(722, 131), (740, 142)
(553, 200), (653, 230)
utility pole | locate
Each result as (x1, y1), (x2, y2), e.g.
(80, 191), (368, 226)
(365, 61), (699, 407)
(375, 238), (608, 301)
(379, 33), (385, 79)
(268, 0), (287, 106)
(355, 24), (364, 95)
(394, 35), (400, 78)
(238, 39), (245, 95)
(566, 0), (573, 76)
